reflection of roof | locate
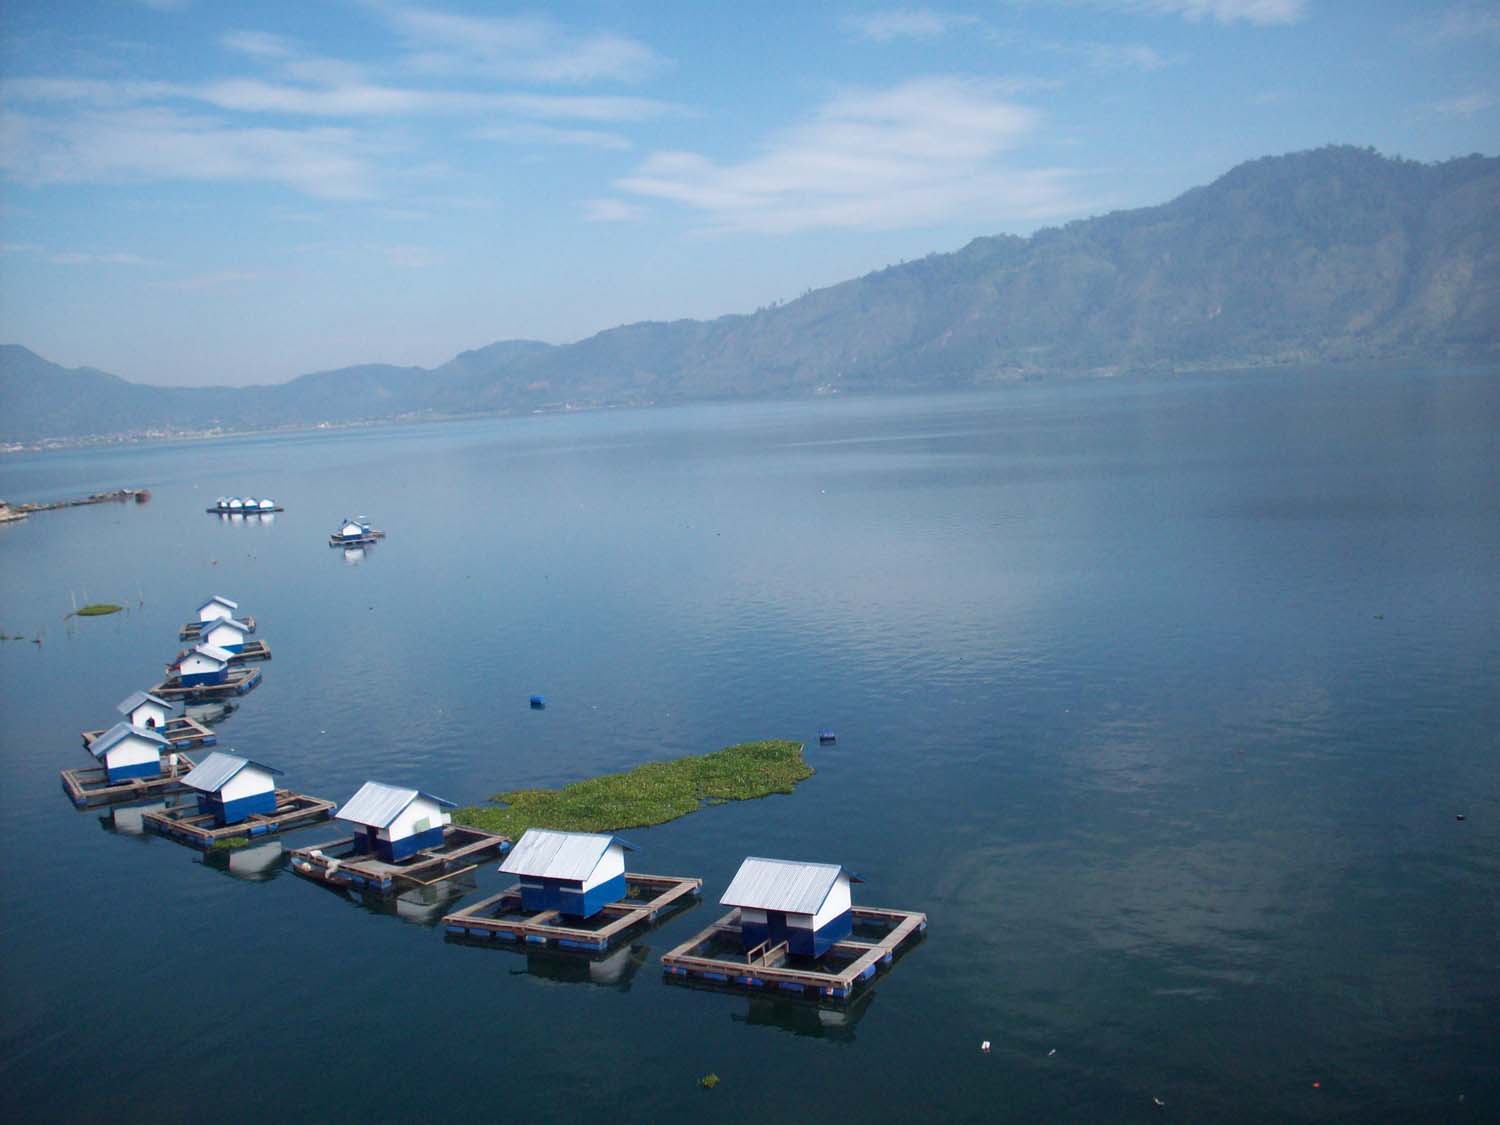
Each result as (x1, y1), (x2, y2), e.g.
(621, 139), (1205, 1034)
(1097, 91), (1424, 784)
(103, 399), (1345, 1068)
(335, 781), (454, 828)
(116, 690), (171, 715)
(500, 829), (635, 880)
(183, 751), (282, 793)
(720, 857), (862, 915)
(90, 722), (170, 760)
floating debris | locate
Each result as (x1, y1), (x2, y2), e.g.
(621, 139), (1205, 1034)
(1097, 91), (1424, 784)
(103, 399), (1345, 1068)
(980, 1040), (991, 1053)
(818, 729), (837, 745)
(698, 1074), (720, 1090)
(529, 694), (546, 709)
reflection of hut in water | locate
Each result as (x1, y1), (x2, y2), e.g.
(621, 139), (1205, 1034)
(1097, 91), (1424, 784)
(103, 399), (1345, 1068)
(521, 943), (651, 991)
(730, 989), (875, 1042)
(98, 800), (172, 836)
(201, 840), (286, 882)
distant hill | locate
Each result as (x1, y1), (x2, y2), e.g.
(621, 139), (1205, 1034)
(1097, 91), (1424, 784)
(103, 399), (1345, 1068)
(3, 146), (1496, 443)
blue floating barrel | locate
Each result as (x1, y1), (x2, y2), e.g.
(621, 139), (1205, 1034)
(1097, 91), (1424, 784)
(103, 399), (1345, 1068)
(529, 695), (546, 709)
(818, 729), (837, 744)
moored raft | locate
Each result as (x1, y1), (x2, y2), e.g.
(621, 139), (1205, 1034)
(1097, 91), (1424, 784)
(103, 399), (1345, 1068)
(141, 751), (335, 848)
(441, 829), (702, 951)
(659, 857), (926, 1001)
(61, 752), (197, 808)
(208, 497), (282, 513)
(152, 664), (262, 699)
(329, 517), (385, 546)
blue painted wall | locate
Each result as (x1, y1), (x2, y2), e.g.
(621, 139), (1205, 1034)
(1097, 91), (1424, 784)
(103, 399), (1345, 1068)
(105, 757), (159, 784)
(518, 873), (626, 919)
(179, 668), (227, 687)
(196, 789), (276, 826)
(374, 824), (445, 862)
(740, 908), (853, 958)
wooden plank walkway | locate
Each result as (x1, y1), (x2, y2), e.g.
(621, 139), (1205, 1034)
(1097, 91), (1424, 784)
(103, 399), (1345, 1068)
(60, 754), (197, 808)
(288, 825), (510, 894)
(151, 665), (262, 700)
(442, 873), (702, 952)
(82, 714), (217, 751)
(660, 905), (927, 1001)
(142, 790), (335, 848)
(179, 615), (257, 641)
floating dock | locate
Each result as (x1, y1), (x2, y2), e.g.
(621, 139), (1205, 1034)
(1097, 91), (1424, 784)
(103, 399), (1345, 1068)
(60, 755), (197, 808)
(171, 640), (272, 665)
(179, 615), (257, 641)
(151, 665), (262, 700)
(288, 825), (510, 894)
(442, 873), (703, 952)
(82, 714), (217, 751)
(328, 530), (385, 547)
(207, 505), (282, 514)
(660, 906), (927, 1001)
(142, 790), (335, 848)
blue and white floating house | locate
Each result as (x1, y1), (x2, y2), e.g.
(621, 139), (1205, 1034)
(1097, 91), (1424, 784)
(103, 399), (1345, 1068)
(116, 689), (173, 731)
(175, 644), (233, 687)
(333, 518), (369, 543)
(500, 828), (635, 919)
(196, 595), (240, 625)
(89, 722), (172, 783)
(720, 857), (864, 958)
(335, 782), (454, 862)
(182, 751), (281, 825)
(198, 617), (252, 652)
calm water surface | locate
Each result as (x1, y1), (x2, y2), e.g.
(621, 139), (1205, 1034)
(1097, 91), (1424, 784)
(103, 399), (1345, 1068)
(1, 368), (1497, 1122)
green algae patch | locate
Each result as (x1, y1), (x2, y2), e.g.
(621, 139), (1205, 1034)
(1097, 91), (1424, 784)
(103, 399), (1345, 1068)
(452, 739), (812, 837)
(71, 603), (124, 617)
(209, 836), (251, 850)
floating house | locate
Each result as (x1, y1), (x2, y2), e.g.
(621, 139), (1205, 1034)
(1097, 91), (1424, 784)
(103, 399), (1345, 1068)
(117, 689), (173, 731)
(176, 644), (234, 687)
(500, 829), (635, 919)
(334, 782), (455, 862)
(333, 518), (369, 543)
(196, 595), (240, 624)
(182, 751), (281, 825)
(720, 857), (863, 958)
(89, 722), (172, 783)
(199, 617), (252, 652)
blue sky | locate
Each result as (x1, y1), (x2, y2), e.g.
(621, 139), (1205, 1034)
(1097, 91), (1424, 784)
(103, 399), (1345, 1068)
(1, 1), (1496, 386)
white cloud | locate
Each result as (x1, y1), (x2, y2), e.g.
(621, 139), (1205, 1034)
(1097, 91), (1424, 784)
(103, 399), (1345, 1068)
(0, 106), (375, 199)
(221, 30), (297, 59)
(1434, 92), (1497, 116)
(1079, 42), (1172, 70)
(479, 123), (632, 150)
(617, 77), (1083, 234)
(1111, 0), (1306, 24)
(844, 9), (978, 42)
(583, 198), (647, 222)
(383, 6), (662, 84)
(49, 251), (154, 265)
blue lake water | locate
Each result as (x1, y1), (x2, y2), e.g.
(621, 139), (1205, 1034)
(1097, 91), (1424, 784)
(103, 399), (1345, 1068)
(1, 367), (1497, 1122)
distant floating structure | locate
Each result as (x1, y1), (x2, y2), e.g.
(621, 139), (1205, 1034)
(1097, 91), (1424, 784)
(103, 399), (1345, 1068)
(443, 829), (702, 952)
(81, 690), (217, 752)
(181, 595), (256, 640)
(208, 496), (282, 514)
(290, 781), (509, 893)
(818, 729), (837, 745)
(143, 751), (334, 847)
(329, 517), (385, 547)
(529, 694), (546, 709)
(661, 856), (927, 1001)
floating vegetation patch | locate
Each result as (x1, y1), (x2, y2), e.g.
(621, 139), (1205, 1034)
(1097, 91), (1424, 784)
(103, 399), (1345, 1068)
(209, 836), (251, 850)
(452, 739), (812, 837)
(70, 603), (123, 618)
(699, 1074), (720, 1090)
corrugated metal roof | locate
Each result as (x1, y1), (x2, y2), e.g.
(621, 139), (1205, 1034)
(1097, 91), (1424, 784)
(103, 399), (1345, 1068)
(199, 595), (237, 611)
(116, 690), (171, 715)
(335, 781), (455, 828)
(499, 829), (635, 880)
(191, 644), (234, 663)
(183, 751), (282, 793)
(719, 857), (861, 914)
(90, 722), (170, 759)
(205, 617), (251, 634)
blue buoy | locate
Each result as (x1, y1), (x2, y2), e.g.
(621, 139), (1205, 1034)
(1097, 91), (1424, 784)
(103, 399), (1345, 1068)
(529, 695), (546, 709)
(818, 729), (836, 744)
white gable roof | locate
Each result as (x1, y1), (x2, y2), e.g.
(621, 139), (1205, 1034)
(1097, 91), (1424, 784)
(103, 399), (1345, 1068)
(499, 829), (635, 880)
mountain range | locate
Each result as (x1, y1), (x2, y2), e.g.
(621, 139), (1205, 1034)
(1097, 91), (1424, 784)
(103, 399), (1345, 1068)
(3, 145), (1497, 444)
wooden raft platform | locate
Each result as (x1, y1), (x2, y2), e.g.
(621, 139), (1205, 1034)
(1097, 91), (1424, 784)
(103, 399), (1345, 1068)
(142, 790), (335, 849)
(207, 506), (283, 514)
(329, 531), (384, 547)
(151, 665), (262, 700)
(288, 825), (510, 894)
(660, 906), (927, 1001)
(60, 755), (197, 808)
(82, 714), (217, 751)
(442, 873), (703, 952)
(179, 615), (257, 640)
